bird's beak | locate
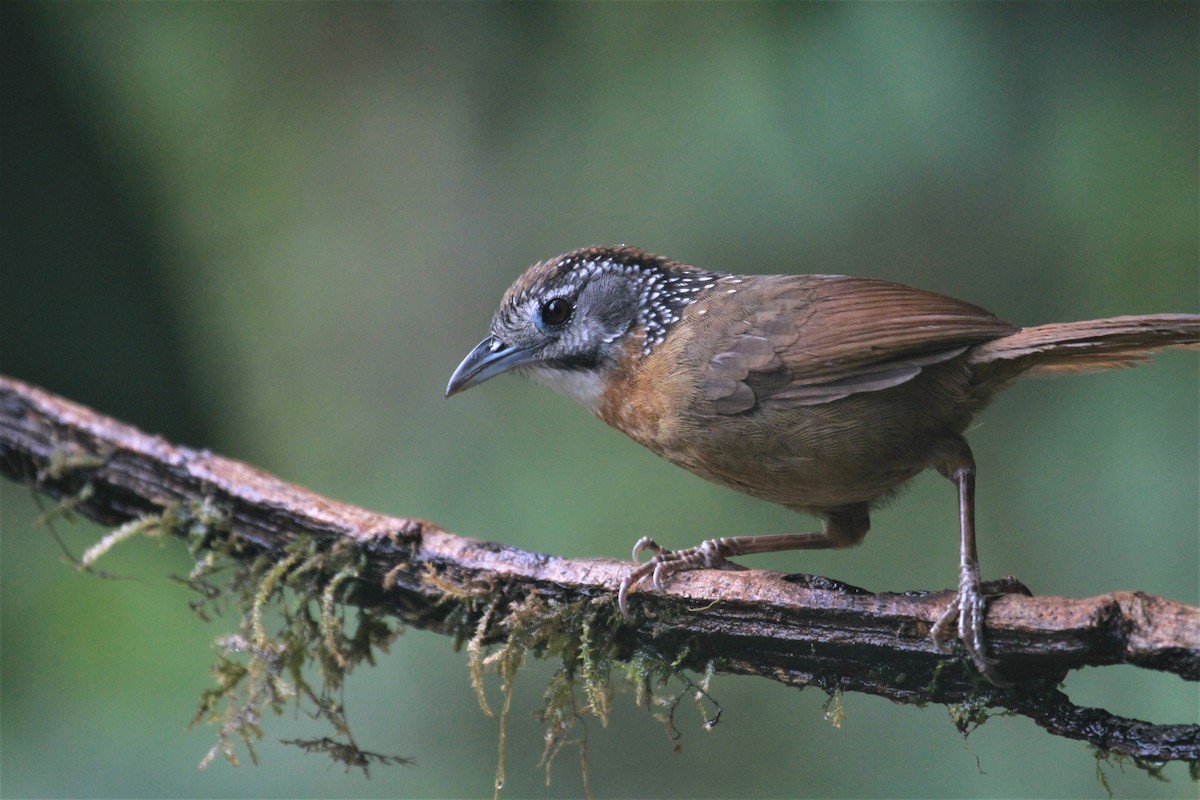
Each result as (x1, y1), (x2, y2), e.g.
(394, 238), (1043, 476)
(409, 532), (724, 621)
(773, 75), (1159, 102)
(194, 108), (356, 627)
(445, 336), (538, 397)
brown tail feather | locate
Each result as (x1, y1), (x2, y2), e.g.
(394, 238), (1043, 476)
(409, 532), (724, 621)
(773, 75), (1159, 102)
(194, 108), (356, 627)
(969, 314), (1200, 376)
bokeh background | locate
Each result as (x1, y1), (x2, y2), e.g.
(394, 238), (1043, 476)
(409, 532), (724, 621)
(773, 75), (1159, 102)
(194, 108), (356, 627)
(2, 3), (1196, 798)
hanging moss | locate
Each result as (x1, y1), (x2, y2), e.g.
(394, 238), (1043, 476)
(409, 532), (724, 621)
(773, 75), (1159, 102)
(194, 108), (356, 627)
(1092, 746), (1180, 799)
(51, 490), (410, 775)
(460, 592), (724, 798)
(183, 532), (409, 773)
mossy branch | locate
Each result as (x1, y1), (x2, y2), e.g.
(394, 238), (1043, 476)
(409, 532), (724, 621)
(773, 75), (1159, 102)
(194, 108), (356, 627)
(1, 374), (1197, 767)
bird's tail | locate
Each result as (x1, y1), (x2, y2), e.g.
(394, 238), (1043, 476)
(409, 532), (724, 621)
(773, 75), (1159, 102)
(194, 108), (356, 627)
(968, 314), (1200, 376)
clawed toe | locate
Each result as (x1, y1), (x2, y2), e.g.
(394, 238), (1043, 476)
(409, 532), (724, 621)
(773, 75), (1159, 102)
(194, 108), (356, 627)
(931, 584), (1009, 686)
(618, 539), (727, 617)
(617, 549), (678, 616)
(617, 565), (652, 616)
(630, 536), (665, 561)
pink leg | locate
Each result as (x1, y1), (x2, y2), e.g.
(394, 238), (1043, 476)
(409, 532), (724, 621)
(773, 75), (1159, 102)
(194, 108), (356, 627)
(617, 505), (869, 615)
(929, 437), (1009, 685)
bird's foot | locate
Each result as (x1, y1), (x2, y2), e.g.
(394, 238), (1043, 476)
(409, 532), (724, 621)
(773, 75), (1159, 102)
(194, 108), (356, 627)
(930, 566), (1010, 687)
(617, 536), (732, 616)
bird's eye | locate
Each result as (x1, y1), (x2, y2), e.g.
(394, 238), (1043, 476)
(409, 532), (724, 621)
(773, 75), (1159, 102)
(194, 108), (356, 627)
(538, 297), (573, 328)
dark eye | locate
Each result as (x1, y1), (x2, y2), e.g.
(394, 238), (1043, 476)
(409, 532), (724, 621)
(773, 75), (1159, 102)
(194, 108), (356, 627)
(538, 297), (573, 328)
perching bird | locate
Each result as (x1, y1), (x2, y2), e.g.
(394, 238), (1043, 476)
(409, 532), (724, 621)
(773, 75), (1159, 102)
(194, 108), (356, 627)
(446, 245), (1199, 682)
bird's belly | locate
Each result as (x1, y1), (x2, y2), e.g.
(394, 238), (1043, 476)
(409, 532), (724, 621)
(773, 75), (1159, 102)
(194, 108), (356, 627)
(659, 427), (929, 511)
(652, 369), (984, 512)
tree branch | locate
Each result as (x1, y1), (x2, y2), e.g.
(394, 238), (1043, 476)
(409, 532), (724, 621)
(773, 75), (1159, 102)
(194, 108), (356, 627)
(1, 374), (1196, 763)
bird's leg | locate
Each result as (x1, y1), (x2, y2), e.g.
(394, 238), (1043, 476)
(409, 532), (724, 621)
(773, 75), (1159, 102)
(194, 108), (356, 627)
(617, 505), (869, 616)
(930, 437), (1009, 686)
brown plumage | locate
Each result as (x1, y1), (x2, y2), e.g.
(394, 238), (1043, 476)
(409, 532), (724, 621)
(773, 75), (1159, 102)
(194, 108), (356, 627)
(447, 245), (1199, 683)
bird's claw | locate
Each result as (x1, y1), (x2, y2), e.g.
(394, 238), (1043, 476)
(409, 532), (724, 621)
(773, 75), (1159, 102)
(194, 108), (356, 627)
(931, 571), (1010, 686)
(630, 535), (665, 562)
(617, 538), (727, 616)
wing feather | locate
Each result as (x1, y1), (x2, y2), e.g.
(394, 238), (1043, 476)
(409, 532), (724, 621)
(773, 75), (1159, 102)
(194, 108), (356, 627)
(704, 276), (1015, 412)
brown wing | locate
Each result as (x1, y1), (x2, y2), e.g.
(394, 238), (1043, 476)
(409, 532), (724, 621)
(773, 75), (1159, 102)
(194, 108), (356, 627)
(702, 275), (1017, 412)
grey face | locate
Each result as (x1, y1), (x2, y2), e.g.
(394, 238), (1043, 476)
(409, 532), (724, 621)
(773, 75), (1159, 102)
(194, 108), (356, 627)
(445, 268), (640, 399)
(446, 247), (724, 403)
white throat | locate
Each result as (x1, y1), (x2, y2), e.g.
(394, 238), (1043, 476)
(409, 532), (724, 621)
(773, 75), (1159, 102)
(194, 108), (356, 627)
(523, 365), (606, 414)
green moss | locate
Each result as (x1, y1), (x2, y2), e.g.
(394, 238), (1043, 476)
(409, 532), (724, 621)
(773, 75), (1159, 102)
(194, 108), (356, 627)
(946, 695), (993, 737)
(183, 534), (406, 773)
(822, 688), (846, 728)
(1092, 747), (1192, 796)
(64, 493), (408, 774)
(461, 594), (726, 797)
(43, 439), (109, 482)
(467, 594), (607, 797)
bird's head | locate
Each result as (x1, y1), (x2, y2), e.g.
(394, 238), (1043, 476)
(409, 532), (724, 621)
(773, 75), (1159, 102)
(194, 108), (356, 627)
(446, 245), (721, 412)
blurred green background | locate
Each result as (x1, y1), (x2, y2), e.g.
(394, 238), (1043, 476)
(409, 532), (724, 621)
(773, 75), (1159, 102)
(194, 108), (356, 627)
(2, 3), (1196, 798)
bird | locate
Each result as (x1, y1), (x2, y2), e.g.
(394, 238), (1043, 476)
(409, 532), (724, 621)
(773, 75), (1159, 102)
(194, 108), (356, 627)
(445, 245), (1199, 683)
